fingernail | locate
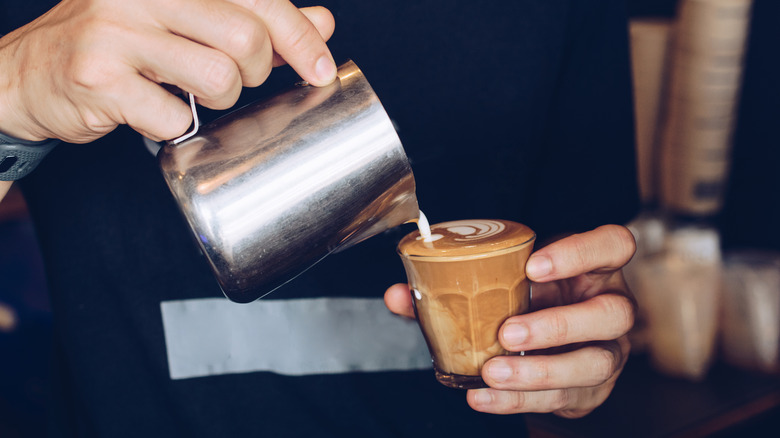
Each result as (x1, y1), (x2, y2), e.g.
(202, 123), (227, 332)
(487, 361), (512, 382)
(526, 254), (552, 278)
(473, 390), (492, 405)
(315, 55), (337, 84)
(503, 323), (528, 346)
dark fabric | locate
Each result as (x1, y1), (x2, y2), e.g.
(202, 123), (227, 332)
(626, 0), (679, 17)
(7, 0), (639, 436)
(0, 0), (56, 34)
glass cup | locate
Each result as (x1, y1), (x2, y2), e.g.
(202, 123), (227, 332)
(721, 250), (780, 374)
(635, 225), (722, 381)
(397, 219), (535, 389)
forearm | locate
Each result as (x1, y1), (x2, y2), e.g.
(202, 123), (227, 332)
(0, 29), (57, 186)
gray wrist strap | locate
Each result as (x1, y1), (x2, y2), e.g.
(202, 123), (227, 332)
(0, 131), (60, 181)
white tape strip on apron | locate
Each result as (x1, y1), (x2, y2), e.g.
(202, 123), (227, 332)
(160, 297), (432, 380)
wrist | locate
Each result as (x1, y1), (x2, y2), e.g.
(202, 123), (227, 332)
(0, 30), (48, 142)
(0, 117), (47, 143)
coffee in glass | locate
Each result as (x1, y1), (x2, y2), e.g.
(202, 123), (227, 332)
(397, 219), (535, 389)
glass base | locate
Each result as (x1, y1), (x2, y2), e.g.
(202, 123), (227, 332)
(434, 369), (488, 390)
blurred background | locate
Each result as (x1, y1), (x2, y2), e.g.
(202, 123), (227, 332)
(0, 187), (50, 437)
(526, 0), (780, 436)
(2, 0), (780, 437)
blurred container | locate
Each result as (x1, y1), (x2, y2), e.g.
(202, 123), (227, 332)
(658, 0), (753, 216)
(636, 225), (722, 380)
(625, 213), (668, 353)
(629, 18), (674, 206)
(721, 250), (780, 374)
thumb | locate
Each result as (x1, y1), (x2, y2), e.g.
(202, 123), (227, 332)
(384, 283), (415, 319)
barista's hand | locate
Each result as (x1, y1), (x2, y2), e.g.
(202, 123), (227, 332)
(384, 224), (637, 418)
(0, 0), (336, 143)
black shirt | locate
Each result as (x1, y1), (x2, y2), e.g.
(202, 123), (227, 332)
(6, 1), (639, 436)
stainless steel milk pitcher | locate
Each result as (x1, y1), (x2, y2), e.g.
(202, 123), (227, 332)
(158, 60), (420, 303)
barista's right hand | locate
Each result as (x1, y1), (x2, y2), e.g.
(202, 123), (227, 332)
(0, 0), (336, 144)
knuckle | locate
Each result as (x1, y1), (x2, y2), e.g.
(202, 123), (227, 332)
(151, 96), (194, 138)
(224, 17), (267, 60)
(243, 60), (273, 88)
(78, 108), (109, 133)
(569, 233), (595, 270)
(612, 225), (637, 262)
(616, 224), (637, 249)
(201, 55), (239, 98)
(134, 97), (191, 141)
(556, 408), (593, 419)
(508, 391), (528, 412)
(597, 294), (636, 337)
(616, 296), (636, 334)
(68, 52), (109, 90)
(167, 106), (195, 137)
(591, 347), (619, 384)
(550, 389), (570, 412)
(547, 311), (571, 345)
(66, 20), (124, 89)
(281, 25), (320, 58)
(527, 359), (553, 387)
(246, 0), (268, 12)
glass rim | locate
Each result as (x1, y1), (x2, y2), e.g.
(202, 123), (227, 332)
(397, 232), (536, 262)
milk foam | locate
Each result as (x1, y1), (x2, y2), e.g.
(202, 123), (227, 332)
(399, 219), (535, 258)
(447, 220), (506, 241)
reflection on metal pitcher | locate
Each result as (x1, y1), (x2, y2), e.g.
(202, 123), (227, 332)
(158, 60), (420, 303)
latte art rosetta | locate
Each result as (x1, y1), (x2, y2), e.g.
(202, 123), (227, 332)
(447, 220), (507, 241)
(398, 219), (535, 258)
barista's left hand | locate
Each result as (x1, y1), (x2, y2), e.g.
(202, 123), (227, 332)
(384, 224), (637, 418)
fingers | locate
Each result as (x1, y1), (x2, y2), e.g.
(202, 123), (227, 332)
(500, 293), (635, 351)
(160, 0), (336, 88)
(155, 0), (274, 91)
(227, 0), (337, 86)
(132, 29), (243, 111)
(526, 225), (636, 283)
(384, 283), (416, 319)
(467, 337), (629, 416)
(271, 6), (336, 69)
(463, 225), (637, 416)
(132, 0), (336, 138)
(467, 386), (609, 418)
(41, 28), (194, 142)
(298, 7), (337, 44)
(483, 340), (628, 390)
(119, 76), (193, 141)
(122, 0), (337, 139)
(468, 387), (570, 416)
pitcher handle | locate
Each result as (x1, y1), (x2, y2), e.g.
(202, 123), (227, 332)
(171, 93), (200, 145)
